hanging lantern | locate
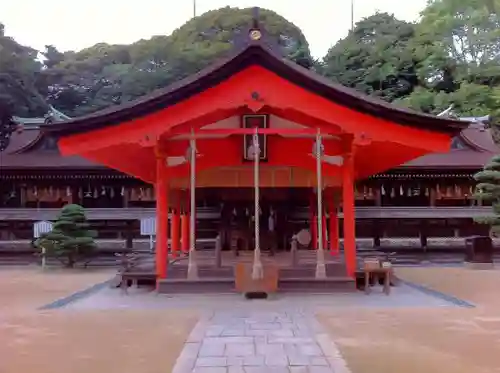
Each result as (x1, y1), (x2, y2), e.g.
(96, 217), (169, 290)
(101, 186), (106, 196)
(311, 138), (324, 158)
(381, 185), (386, 196)
(120, 187), (125, 196)
(399, 185), (404, 196)
(407, 187), (412, 197)
(247, 140), (260, 160)
(185, 142), (198, 162)
(66, 186), (72, 197)
(33, 186), (38, 196)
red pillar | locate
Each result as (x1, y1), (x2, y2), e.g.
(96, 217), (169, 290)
(342, 152), (357, 277)
(155, 155), (169, 280)
(181, 214), (189, 253)
(171, 209), (180, 257)
(310, 192), (317, 249)
(329, 201), (339, 255)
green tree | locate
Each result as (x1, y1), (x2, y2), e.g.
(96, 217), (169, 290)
(322, 13), (419, 102)
(42, 45), (65, 68)
(474, 155), (500, 235)
(35, 204), (97, 268)
(0, 23), (47, 117)
(41, 7), (313, 116)
(398, 0), (500, 116)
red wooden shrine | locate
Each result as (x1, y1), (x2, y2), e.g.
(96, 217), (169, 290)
(47, 19), (467, 281)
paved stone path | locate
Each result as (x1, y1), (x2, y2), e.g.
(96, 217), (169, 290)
(172, 310), (350, 373)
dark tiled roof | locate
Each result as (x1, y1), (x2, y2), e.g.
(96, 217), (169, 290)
(404, 127), (499, 169)
(0, 151), (101, 169)
(403, 149), (494, 168)
(3, 129), (42, 154)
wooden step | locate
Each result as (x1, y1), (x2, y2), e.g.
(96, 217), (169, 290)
(278, 277), (356, 293)
(157, 278), (234, 294)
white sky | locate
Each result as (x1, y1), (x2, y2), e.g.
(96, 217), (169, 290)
(3, 0), (428, 58)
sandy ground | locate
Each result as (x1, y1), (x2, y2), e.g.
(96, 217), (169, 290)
(0, 268), (114, 313)
(317, 267), (500, 373)
(0, 268), (199, 373)
(4, 266), (500, 373)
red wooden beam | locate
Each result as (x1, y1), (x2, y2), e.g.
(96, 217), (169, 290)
(170, 127), (328, 137)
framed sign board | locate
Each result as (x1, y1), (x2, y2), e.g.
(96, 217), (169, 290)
(242, 114), (268, 161)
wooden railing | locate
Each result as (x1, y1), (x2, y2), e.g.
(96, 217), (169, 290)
(0, 206), (491, 221)
(0, 207), (219, 221)
(294, 206), (491, 219)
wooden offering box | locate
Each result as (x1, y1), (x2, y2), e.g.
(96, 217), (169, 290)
(235, 262), (279, 295)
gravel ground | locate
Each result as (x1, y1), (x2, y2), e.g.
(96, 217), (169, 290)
(317, 267), (500, 373)
(0, 268), (199, 373)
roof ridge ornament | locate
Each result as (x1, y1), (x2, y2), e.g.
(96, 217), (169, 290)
(230, 7), (283, 56)
(249, 7), (262, 41)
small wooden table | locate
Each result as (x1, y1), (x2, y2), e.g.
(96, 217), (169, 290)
(364, 261), (392, 295)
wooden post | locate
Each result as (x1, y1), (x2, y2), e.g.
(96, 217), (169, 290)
(375, 187), (382, 206)
(310, 192), (317, 250)
(171, 209), (180, 257)
(373, 220), (381, 248)
(181, 213), (189, 253)
(329, 201), (339, 255)
(291, 236), (298, 267)
(342, 151), (357, 277)
(322, 214), (327, 250)
(430, 186), (436, 207)
(215, 234), (222, 268)
(155, 154), (169, 281)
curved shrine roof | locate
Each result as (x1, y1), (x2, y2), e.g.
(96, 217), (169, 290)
(45, 25), (467, 137)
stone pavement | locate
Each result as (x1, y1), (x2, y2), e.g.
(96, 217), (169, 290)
(172, 310), (350, 373)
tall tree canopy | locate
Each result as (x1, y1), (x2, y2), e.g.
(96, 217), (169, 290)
(39, 7), (313, 116)
(322, 13), (418, 102)
(398, 0), (500, 116)
(0, 2), (498, 121)
(0, 23), (47, 117)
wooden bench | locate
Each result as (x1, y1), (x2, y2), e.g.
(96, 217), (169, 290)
(363, 258), (392, 295)
(120, 271), (156, 294)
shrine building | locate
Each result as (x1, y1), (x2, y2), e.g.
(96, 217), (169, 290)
(42, 17), (468, 286)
